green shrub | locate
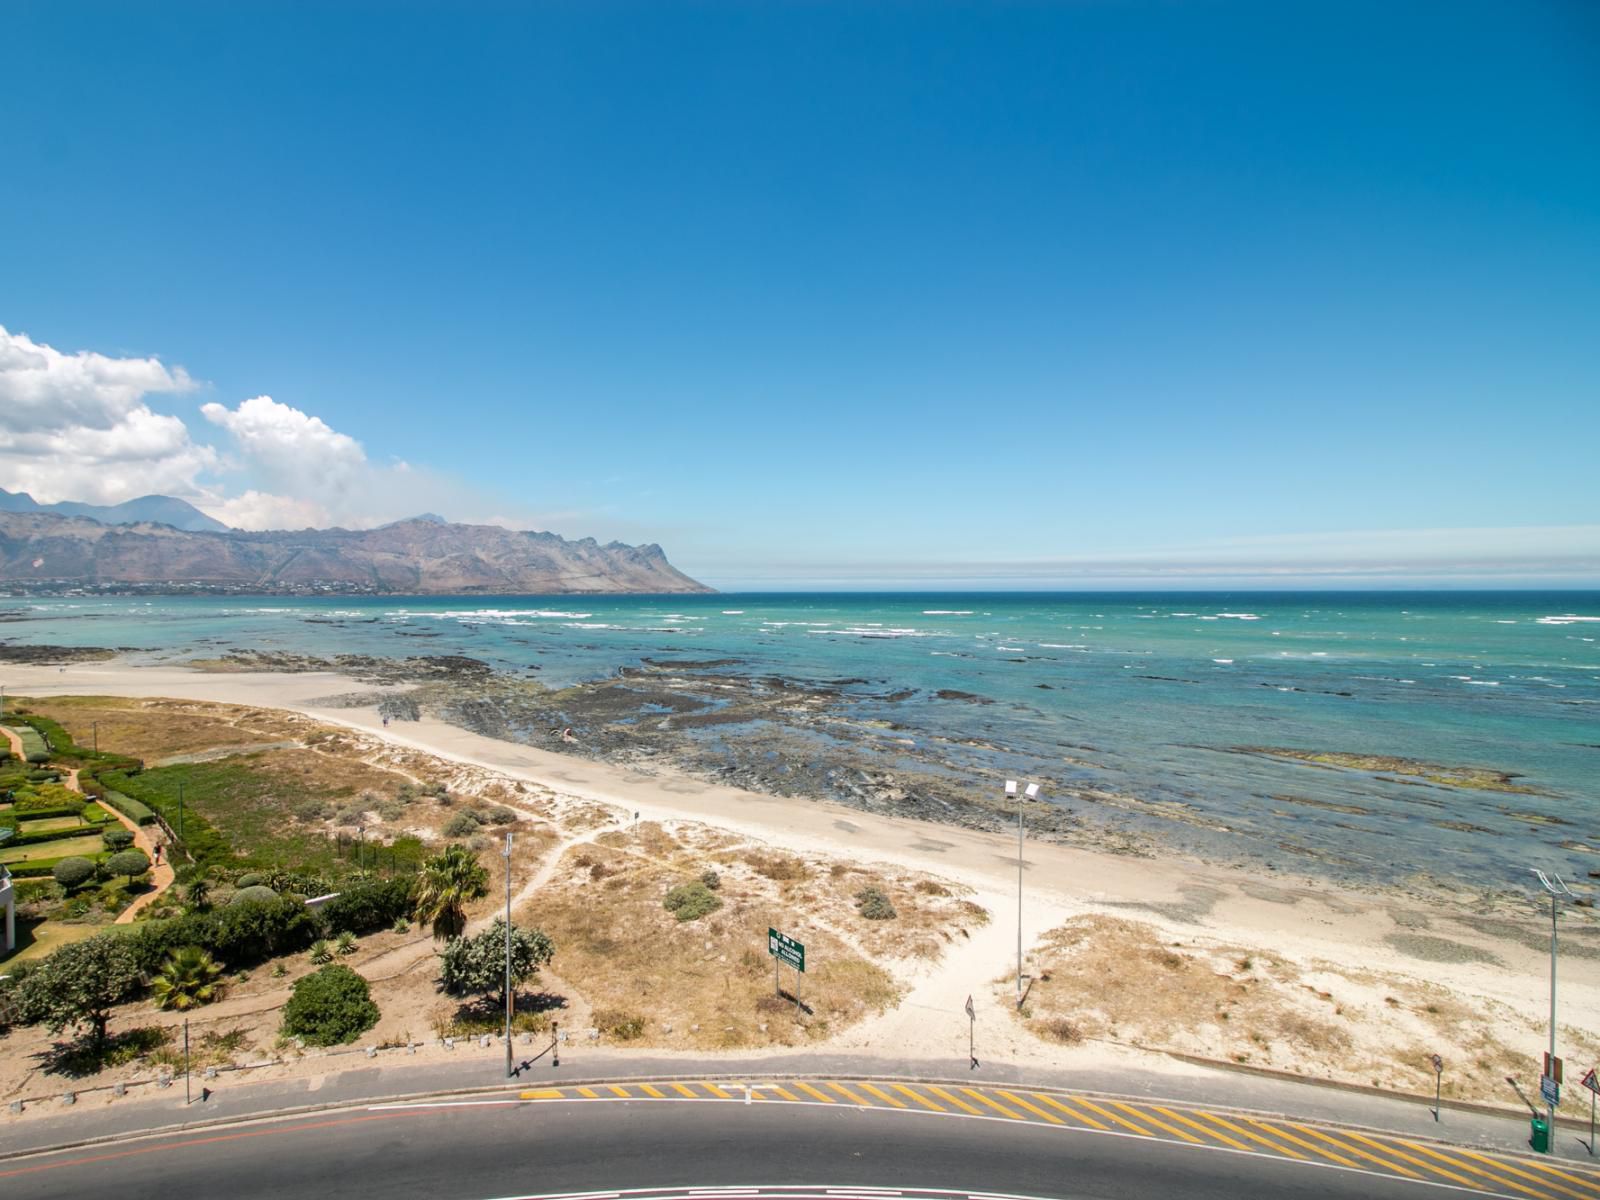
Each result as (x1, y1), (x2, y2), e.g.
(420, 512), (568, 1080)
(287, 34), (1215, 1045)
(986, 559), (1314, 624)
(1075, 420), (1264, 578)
(320, 877), (414, 936)
(700, 869), (721, 891)
(855, 885), (897, 921)
(125, 895), (321, 973)
(280, 965), (379, 1046)
(484, 806), (517, 826)
(52, 856), (98, 890)
(438, 919), (554, 1004)
(98, 790), (155, 826)
(106, 848), (152, 882)
(236, 873), (265, 889)
(663, 880), (722, 922)
(442, 811), (480, 838)
(231, 885), (279, 906)
(309, 939), (333, 965)
(335, 930), (358, 956)
(594, 1009), (646, 1040)
(102, 828), (134, 851)
(150, 947), (226, 1011)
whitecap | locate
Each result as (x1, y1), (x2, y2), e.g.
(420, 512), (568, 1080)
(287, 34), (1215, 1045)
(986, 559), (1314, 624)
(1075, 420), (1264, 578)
(1213, 658), (1234, 664)
(923, 610), (974, 615)
(721, 610), (745, 615)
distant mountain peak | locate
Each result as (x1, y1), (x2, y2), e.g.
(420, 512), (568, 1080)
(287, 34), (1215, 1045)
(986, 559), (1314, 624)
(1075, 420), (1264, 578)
(380, 512), (449, 528)
(0, 488), (229, 533)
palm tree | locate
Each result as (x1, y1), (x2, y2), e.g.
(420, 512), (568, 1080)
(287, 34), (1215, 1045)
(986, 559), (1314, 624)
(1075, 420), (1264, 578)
(413, 844), (489, 940)
(185, 866), (213, 912)
(150, 946), (225, 1011)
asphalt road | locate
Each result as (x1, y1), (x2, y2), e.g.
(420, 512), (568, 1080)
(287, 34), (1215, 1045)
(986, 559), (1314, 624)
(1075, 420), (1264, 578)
(2, 1096), (1492, 1200)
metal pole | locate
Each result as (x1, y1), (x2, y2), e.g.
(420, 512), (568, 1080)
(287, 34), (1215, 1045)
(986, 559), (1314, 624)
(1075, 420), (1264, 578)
(178, 781), (184, 842)
(92, 722), (97, 754)
(1017, 791), (1024, 1007)
(1550, 892), (1559, 1141)
(1590, 1088), (1595, 1156)
(184, 1018), (191, 1105)
(504, 831), (514, 1078)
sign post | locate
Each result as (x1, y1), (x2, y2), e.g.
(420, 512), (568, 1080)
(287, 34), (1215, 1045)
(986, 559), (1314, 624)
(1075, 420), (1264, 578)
(1582, 1068), (1600, 1156)
(768, 928), (806, 1015)
(1430, 1054), (1443, 1121)
(965, 994), (977, 1070)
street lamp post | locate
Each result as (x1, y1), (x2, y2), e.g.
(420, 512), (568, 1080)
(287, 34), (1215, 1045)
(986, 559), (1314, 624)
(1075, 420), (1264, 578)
(504, 831), (514, 1078)
(1006, 779), (1042, 1008)
(1534, 868), (1575, 1149)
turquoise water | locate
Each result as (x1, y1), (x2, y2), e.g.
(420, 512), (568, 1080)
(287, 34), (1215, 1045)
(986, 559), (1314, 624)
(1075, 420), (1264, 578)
(5, 591), (1598, 888)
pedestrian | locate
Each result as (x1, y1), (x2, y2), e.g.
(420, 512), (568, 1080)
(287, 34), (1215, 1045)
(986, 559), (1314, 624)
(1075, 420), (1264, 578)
(153, 842), (162, 865)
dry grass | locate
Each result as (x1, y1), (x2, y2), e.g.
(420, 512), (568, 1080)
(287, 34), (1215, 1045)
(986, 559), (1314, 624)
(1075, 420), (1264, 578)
(22, 696), (311, 759)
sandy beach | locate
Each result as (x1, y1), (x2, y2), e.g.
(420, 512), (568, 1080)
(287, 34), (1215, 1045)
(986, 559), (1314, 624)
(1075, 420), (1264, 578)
(4, 656), (1597, 1109)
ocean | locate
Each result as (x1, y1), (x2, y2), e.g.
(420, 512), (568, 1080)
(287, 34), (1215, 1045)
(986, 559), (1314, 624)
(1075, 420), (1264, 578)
(5, 590), (1597, 891)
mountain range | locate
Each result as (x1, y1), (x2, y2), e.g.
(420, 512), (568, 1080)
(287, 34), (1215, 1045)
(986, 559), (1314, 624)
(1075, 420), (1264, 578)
(0, 488), (229, 532)
(0, 509), (710, 594)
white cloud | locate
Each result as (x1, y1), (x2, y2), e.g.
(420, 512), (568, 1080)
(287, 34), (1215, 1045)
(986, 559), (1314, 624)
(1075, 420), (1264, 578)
(202, 489), (333, 531)
(0, 324), (215, 504)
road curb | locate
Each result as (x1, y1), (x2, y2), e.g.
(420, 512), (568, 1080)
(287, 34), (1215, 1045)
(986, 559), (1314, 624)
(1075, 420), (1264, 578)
(4, 1069), (1593, 1172)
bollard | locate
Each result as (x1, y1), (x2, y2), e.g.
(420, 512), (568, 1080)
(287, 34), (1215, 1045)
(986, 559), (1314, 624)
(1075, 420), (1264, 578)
(366, 1046), (377, 1058)
(157, 1072), (172, 1089)
(204, 1067), (218, 1080)
(10, 1100), (23, 1114)
(61, 1093), (76, 1106)
(114, 1083), (127, 1097)
(444, 1037), (455, 1050)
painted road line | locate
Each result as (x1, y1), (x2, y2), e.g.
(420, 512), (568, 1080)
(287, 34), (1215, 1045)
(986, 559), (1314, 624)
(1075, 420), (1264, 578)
(1251, 1119), (1361, 1168)
(576, 1087), (600, 1099)
(672, 1083), (699, 1098)
(1505, 1156), (1600, 1198)
(994, 1090), (1063, 1125)
(768, 1084), (800, 1101)
(1456, 1150), (1600, 1200)
(639, 1084), (666, 1099)
(1151, 1105), (1252, 1151)
(1030, 1092), (1110, 1130)
(1068, 1096), (1153, 1137)
(608, 1085), (632, 1098)
(1389, 1138), (1548, 1200)
(1289, 1124), (1422, 1179)
(1337, 1131), (1486, 1191)
(702, 1083), (733, 1099)
(925, 1086), (984, 1116)
(858, 1082), (908, 1109)
(829, 1082), (871, 1106)
(1107, 1102), (1199, 1144)
(521, 1089), (563, 1100)
(793, 1081), (837, 1104)
(961, 1089), (1023, 1120)
(1190, 1110), (1308, 1160)
(893, 1084), (946, 1112)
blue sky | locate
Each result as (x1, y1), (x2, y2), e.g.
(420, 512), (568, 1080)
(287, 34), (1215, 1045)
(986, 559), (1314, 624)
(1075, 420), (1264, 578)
(1, 1), (1596, 588)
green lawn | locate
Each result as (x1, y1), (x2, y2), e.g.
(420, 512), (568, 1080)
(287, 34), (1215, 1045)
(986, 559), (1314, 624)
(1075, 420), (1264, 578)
(2, 723), (50, 760)
(0, 833), (106, 864)
(18, 815), (88, 833)
(0, 914), (101, 964)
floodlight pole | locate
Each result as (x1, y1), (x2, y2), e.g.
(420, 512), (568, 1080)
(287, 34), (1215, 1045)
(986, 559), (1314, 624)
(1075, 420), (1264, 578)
(504, 831), (514, 1078)
(1534, 868), (1574, 1148)
(1007, 780), (1042, 1008)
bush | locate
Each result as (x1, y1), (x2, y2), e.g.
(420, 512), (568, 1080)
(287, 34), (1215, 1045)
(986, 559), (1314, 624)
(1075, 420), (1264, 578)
(125, 895), (321, 973)
(150, 947), (226, 1011)
(663, 880), (722, 922)
(99, 789), (155, 826)
(320, 877), (415, 936)
(442, 811), (480, 838)
(309, 939), (333, 965)
(484, 806), (517, 826)
(280, 965), (379, 1046)
(104, 848), (150, 882)
(594, 1009), (646, 1041)
(336, 930), (358, 956)
(438, 919), (554, 1003)
(236, 873), (265, 889)
(231, 885), (280, 906)
(700, 869), (721, 891)
(52, 856), (98, 890)
(102, 828), (135, 851)
(855, 886), (897, 921)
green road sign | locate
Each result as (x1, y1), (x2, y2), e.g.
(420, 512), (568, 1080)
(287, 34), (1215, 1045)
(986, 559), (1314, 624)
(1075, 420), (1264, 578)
(768, 927), (805, 972)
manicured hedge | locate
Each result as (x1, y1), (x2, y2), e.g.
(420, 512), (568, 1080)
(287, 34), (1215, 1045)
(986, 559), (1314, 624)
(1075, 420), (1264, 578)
(5, 851), (108, 878)
(4, 803), (83, 821)
(319, 877), (414, 936)
(9, 714), (140, 773)
(0, 823), (99, 849)
(3, 724), (51, 763)
(97, 788), (156, 826)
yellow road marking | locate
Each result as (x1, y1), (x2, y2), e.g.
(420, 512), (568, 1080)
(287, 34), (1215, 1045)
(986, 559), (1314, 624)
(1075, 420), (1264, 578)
(608, 1085), (631, 1098)
(1192, 1110), (1308, 1160)
(1251, 1119), (1360, 1168)
(1071, 1096), (1153, 1137)
(1502, 1155), (1600, 1198)
(793, 1081), (837, 1104)
(961, 1088), (1022, 1119)
(768, 1084), (800, 1101)
(701, 1082), (732, 1099)
(829, 1082), (871, 1106)
(1451, 1147), (1599, 1200)
(1032, 1092), (1109, 1129)
(859, 1082), (907, 1108)
(1290, 1124), (1421, 1179)
(639, 1084), (665, 1099)
(1153, 1106), (1251, 1151)
(519, 1088), (562, 1100)
(996, 1090), (1064, 1124)
(926, 1085), (983, 1115)
(1337, 1131), (1485, 1190)
(894, 1084), (946, 1112)
(1109, 1102), (1200, 1143)
(1391, 1138), (1547, 1199)
(672, 1083), (698, 1098)
(576, 1087), (599, 1099)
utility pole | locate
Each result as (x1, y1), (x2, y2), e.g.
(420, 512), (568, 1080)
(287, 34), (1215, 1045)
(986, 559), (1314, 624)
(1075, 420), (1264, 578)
(92, 722), (98, 754)
(1534, 869), (1574, 1150)
(1005, 779), (1042, 1008)
(504, 830), (514, 1078)
(177, 780), (185, 843)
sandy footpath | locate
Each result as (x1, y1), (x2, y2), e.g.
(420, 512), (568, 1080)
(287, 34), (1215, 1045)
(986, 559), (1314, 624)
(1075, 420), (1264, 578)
(3, 658), (1595, 1081)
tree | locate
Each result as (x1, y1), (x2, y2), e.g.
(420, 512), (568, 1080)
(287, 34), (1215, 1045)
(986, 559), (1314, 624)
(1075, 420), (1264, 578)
(14, 934), (143, 1047)
(413, 845), (489, 940)
(106, 848), (151, 883)
(102, 827), (134, 851)
(51, 856), (97, 890)
(281, 965), (379, 1046)
(150, 947), (225, 1011)
(439, 919), (554, 1006)
(185, 875), (212, 911)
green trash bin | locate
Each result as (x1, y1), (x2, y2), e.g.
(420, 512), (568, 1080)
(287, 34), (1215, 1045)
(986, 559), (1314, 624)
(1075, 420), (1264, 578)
(1530, 1115), (1551, 1153)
